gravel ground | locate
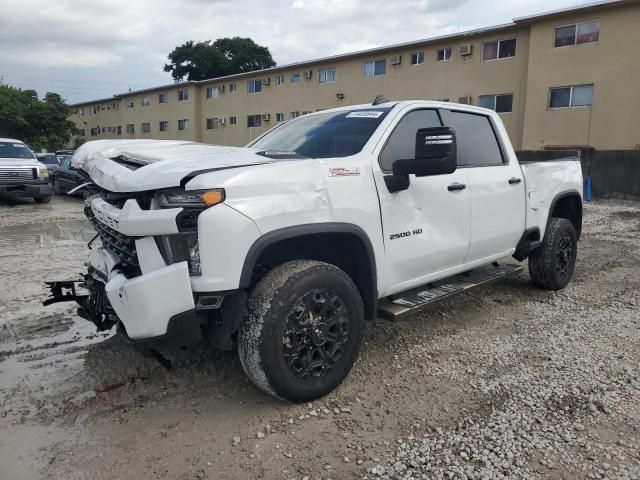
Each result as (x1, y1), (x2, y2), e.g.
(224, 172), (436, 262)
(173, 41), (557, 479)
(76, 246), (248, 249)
(0, 195), (638, 480)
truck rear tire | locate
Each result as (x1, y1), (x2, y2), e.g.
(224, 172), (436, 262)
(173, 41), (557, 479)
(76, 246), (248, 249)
(238, 260), (364, 402)
(528, 217), (577, 290)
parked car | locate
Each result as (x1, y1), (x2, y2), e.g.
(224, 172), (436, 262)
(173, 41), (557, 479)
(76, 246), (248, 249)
(37, 153), (61, 173)
(50, 155), (89, 196)
(0, 138), (52, 203)
(44, 100), (583, 402)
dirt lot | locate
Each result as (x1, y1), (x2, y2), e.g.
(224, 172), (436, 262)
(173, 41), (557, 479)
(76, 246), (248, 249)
(0, 195), (639, 480)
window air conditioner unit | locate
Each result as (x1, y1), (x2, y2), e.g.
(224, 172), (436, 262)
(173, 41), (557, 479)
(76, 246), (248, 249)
(389, 54), (401, 65)
(458, 96), (472, 105)
(262, 77), (271, 86)
(217, 85), (225, 93)
(217, 117), (225, 125)
(262, 113), (271, 121)
(303, 69), (313, 79)
(459, 44), (473, 56)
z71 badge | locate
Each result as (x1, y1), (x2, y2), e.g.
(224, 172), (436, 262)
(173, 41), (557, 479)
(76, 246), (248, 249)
(330, 167), (360, 177)
(390, 228), (423, 240)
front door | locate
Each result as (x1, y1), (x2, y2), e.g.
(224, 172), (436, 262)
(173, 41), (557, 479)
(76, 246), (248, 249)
(372, 108), (471, 296)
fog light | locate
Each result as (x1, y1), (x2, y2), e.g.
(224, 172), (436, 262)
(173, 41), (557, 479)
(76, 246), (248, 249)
(188, 240), (201, 275)
(158, 233), (201, 275)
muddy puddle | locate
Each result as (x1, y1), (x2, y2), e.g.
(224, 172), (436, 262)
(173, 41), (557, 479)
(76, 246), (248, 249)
(0, 219), (95, 249)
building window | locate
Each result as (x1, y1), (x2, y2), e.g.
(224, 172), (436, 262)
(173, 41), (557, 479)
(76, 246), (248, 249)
(78, 128), (86, 136)
(178, 89), (189, 101)
(206, 117), (220, 130)
(206, 87), (219, 99)
(126, 124), (135, 134)
(554, 20), (600, 48)
(141, 96), (150, 107)
(290, 72), (301, 83)
(549, 84), (594, 109)
(410, 52), (425, 65)
(159, 121), (168, 132)
(229, 83), (237, 93)
(437, 48), (452, 61)
(247, 79), (262, 94)
(362, 60), (386, 77)
(290, 111), (300, 119)
(178, 119), (189, 131)
(126, 100), (134, 108)
(229, 116), (237, 125)
(275, 112), (285, 122)
(142, 122), (151, 133)
(275, 74), (285, 86)
(115, 126), (121, 135)
(318, 67), (336, 84)
(478, 94), (514, 113)
(482, 38), (516, 61)
(159, 93), (167, 104)
(247, 115), (262, 128)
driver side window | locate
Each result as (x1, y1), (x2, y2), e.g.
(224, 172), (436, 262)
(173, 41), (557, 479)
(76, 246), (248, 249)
(379, 109), (442, 171)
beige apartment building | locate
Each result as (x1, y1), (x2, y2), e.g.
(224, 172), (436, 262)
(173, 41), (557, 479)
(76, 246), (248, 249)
(69, 0), (640, 151)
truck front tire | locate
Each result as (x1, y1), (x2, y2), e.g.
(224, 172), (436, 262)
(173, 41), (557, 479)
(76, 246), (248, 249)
(528, 217), (577, 290)
(238, 260), (364, 402)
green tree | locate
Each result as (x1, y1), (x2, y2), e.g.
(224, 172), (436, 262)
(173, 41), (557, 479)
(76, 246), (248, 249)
(0, 85), (78, 151)
(164, 37), (276, 82)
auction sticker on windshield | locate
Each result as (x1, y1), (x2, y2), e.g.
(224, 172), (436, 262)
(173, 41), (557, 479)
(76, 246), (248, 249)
(345, 111), (384, 119)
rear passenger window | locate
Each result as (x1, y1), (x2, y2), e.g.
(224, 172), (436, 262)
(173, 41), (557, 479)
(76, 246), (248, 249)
(440, 110), (504, 167)
(379, 109), (441, 171)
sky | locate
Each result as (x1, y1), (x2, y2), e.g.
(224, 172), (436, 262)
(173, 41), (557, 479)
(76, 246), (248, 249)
(0, 0), (589, 104)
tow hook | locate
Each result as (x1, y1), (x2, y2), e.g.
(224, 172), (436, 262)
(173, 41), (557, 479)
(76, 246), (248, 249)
(42, 280), (87, 306)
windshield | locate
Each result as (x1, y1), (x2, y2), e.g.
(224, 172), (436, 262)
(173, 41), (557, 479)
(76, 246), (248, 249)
(0, 142), (36, 159)
(249, 107), (393, 159)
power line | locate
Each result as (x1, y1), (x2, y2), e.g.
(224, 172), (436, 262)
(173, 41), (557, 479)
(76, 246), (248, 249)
(3, 81), (128, 94)
(2, 73), (136, 87)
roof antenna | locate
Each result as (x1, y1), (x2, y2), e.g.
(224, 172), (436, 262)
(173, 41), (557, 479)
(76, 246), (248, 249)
(372, 94), (389, 106)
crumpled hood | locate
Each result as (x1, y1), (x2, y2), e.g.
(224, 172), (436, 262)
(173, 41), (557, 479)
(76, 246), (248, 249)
(71, 139), (279, 192)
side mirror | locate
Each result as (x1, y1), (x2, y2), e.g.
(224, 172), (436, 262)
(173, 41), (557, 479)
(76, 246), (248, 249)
(392, 127), (457, 177)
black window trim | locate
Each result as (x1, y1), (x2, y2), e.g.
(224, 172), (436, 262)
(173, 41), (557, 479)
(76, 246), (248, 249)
(439, 108), (509, 168)
(377, 107), (444, 174)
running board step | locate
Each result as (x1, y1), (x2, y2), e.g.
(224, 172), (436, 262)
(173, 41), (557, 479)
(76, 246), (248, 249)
(377, 263), (523, 321)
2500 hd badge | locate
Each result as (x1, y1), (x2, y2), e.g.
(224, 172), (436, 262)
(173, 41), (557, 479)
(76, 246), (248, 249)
(390, 228), (423, 240)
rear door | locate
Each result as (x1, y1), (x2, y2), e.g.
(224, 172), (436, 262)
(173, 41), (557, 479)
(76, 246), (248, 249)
(440, 109), (525, 263)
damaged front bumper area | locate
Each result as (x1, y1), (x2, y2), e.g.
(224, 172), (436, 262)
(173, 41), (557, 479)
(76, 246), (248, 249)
(44, 194), (202, 350)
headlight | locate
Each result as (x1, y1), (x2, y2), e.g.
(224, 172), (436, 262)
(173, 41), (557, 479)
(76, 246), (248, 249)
(156, 189), (225, 208)
(38, 167), (49, 181)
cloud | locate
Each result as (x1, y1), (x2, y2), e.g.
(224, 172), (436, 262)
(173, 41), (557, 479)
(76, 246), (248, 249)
(0, 0), (583, 101)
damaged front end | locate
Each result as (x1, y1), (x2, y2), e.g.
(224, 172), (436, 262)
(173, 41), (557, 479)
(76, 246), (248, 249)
(42, 186), (244, 360)
(43, 268), (117, 332)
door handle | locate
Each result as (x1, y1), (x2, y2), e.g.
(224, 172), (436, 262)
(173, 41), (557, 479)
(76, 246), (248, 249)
(447, 183), (466, 191)
(508, 177), (522, 185)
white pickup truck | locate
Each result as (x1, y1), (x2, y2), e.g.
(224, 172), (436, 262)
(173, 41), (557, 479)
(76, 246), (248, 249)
(44, 100), (583, 402)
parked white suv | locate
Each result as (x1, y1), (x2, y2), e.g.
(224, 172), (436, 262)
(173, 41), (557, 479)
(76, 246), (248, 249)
(45, 100), (583, 401)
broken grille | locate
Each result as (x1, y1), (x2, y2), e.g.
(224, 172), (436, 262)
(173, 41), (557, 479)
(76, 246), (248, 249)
(85, 205), (141, 277)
